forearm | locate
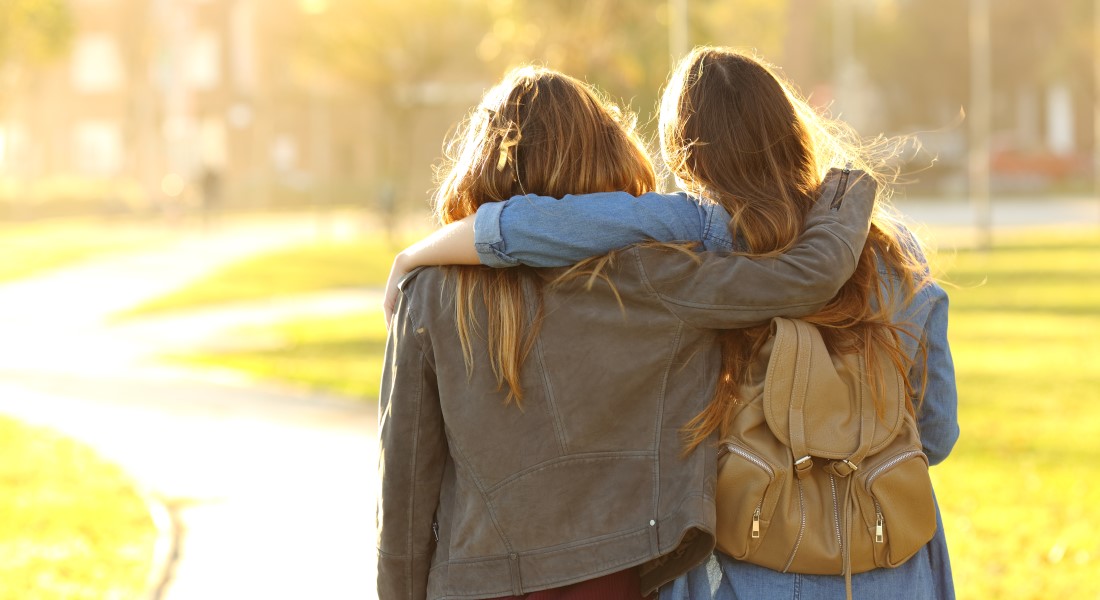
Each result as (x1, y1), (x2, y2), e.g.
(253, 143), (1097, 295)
(396, 214), (479, 271)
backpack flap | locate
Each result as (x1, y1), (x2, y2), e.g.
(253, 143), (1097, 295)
(762, 318), (906, 462)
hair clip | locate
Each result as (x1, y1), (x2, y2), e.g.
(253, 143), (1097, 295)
(496, 132), (522, 172)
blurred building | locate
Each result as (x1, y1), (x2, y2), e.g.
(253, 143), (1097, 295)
(1, 0), (1094, 216)
(0, 0), (391, 217)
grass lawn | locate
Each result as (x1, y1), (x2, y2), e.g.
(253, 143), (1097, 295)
(123, 237), (409, 316)
(166, 227), (1100, 598)
(0, 219), (162, 284)
(173, 308), (390, 401)
(0, 416), (158, 599)
(928, 230), (1100, 599)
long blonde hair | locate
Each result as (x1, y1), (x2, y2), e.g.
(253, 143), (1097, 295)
(663, 48), (931, 452)
(434, 66), (657, 405)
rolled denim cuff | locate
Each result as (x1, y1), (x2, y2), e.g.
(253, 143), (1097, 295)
(700, 203), (735, 252)
(473, 201), (521, 268)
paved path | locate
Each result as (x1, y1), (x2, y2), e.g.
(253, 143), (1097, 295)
(0, 217), (380, 599)
(893, 196), (1100, 247)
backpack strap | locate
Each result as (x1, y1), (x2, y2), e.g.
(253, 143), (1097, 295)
(823, 352), (877, 478)
(777, 318), (815, 479)
(782, 318), (879, 482)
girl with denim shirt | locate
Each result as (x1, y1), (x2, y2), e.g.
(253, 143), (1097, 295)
(385, 48), (959, 600)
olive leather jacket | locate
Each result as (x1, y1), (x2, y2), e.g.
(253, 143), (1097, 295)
(378, 171), (876, 599)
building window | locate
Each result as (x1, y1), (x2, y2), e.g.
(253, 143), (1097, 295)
(71, 34), (125, 93)
(189, 31), (221, 90)
(73, 121), (123, 176)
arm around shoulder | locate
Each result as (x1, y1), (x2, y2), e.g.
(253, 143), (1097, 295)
(383, 215), (478, 323)
(637, 169), (876, 329)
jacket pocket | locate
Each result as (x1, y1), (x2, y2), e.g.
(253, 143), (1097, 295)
(854, 450), (937, 570)
(714, 442), (783, 560)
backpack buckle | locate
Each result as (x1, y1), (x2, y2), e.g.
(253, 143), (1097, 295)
(793, 455), (814, 479)
(825, 459), (859, 477)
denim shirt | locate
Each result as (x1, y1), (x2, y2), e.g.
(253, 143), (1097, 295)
(474, 190), (960, 599)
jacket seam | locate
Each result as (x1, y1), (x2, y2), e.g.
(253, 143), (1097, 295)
(430, 524), (652, 566)
(630, 245), (827, 315)
(378, 548), (434, 558)
(532, 336), (569, 454)
(651, 320), (684, 546)
(821, 223), (859, 264)
(438, 422), (517, 557)
(484, 451), (655, 495)
(406, 344), (425, 600)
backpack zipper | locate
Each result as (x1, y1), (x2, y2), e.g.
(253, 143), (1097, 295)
(724, 443), (775, 477)
(724, 443), (774, 542)
(865, 450), (924, 544)
(830, 474), (842, 550)
(865, 450), (924, 485)
(781, 478), (807, 572)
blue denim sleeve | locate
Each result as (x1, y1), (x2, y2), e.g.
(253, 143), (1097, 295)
(888, 227), (960, 467)
(473, 191), (734, 268)
(910, 281), (960, 466)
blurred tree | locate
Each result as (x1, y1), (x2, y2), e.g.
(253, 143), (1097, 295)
(857, 0), (1093, 141)
(483, 0), (669, 125)
(693, 0), (789, 60)
(0, 0), (73, 203)
(298, 0), (495, 221)
(0, 0), (73, 70)
(855, 0), (970, 130)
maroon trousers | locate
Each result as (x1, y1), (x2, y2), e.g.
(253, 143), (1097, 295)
(487, 568), (646, 600)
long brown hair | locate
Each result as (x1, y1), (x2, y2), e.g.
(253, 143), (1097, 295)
(665, 48), (932, 452)
(434, 66), (657, 405)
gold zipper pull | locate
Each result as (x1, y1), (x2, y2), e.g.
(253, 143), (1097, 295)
(875, 513), (884, 543)
(752, 507), (761, 539)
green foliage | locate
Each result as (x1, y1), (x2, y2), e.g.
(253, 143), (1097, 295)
(0, 0), (74, 66)
(929, 230), (1100, 599)
(0, 416), (156, 600)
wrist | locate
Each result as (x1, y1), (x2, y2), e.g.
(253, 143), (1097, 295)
(394, 248), (416, 273)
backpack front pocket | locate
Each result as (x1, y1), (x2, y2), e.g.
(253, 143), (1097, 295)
(715, 442), (784, 560)
(853, 450), (937, 570)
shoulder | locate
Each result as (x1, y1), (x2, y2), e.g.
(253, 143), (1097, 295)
(396, 266), (455, 317)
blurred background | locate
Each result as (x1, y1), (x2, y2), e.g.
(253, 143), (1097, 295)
(0, 1), (1098, 599)
(1, 0), (1098, 222)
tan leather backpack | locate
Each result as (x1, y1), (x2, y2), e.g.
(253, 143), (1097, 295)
(714, 317), (937, 598)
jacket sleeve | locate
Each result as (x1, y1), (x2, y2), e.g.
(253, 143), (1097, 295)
(473, 190), (721, 267)
(908, 281), (961, 466)
(634, 171), (876, 329)
(377, 280), (447, 600)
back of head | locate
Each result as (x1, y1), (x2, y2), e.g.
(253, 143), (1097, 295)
(433, 66), (657, 404)
(663, 48), (933, 451)
(437, 66), (655, 224)
(659, 47), (821, 254)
